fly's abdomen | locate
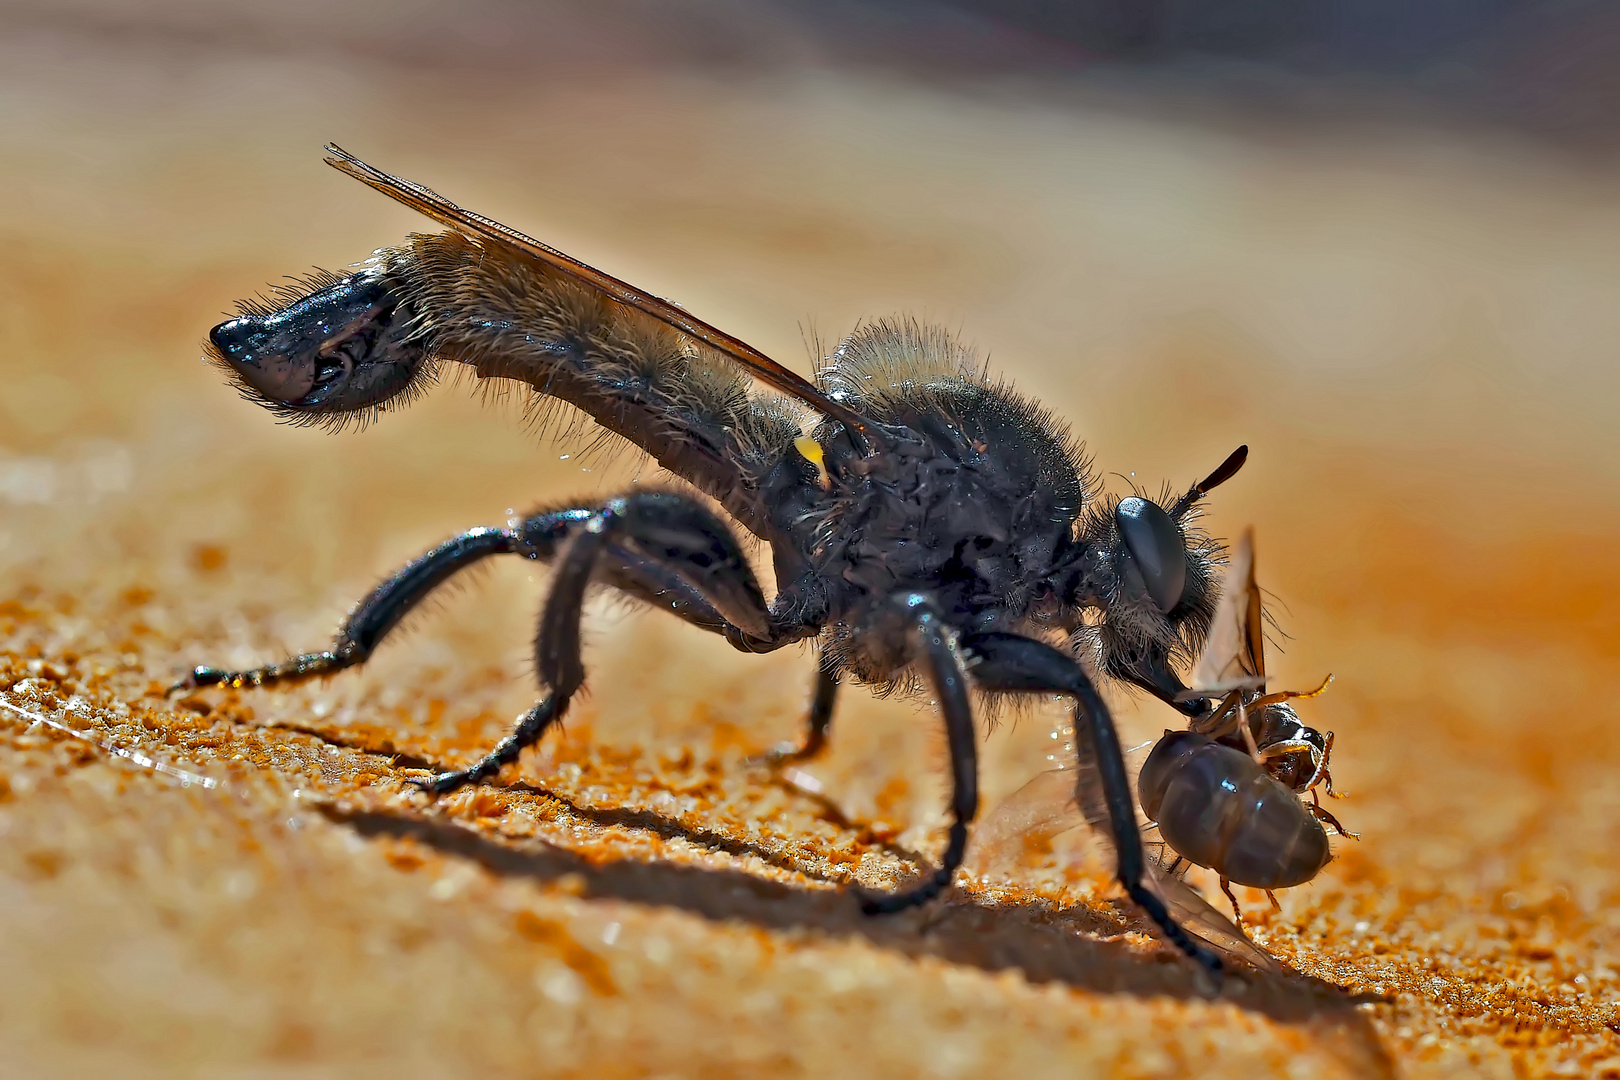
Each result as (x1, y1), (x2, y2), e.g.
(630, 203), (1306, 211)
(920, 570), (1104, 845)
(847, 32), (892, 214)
(393, 231), (803, 536)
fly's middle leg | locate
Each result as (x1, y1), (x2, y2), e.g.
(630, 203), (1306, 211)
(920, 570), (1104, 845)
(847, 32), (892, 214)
(858, 595), (978, 916)
(752, 659), (840, 767)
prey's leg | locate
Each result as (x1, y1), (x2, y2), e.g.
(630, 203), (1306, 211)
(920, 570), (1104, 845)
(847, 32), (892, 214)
(1219, 878), (1244, 924)
(1308, 789), (1360, 839)
(961, 631), (1224, 975)
(414, 492), (775, 795)
(860, 596), (977, 915)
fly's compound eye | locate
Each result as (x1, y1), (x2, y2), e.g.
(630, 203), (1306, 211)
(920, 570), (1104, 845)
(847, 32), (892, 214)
(1115, 496), (1187, 614)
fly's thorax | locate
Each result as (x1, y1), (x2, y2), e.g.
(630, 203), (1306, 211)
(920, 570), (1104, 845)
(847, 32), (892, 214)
(781, 417), (1078, 625)
(789, 320), (1089, 618)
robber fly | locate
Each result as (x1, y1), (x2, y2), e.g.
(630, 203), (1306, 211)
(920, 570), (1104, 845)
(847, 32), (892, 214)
(976, 529), (1354, 955)
(177, 145), (1254, 975)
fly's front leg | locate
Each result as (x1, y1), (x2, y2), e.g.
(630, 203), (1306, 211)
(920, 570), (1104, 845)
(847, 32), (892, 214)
(860, 594), (977, 915)
(413, 491), (776, 796)
(961, 631), (1224, 976)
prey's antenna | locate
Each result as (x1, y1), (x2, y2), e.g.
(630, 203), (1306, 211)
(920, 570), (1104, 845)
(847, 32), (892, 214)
(1170, 445), (1248, 517)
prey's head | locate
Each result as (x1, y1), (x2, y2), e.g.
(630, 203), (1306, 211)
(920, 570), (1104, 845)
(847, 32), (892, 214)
(1247, 702), (1333, 794)
(206, 269), (429, 426)
(1058, 446), (1248, 713)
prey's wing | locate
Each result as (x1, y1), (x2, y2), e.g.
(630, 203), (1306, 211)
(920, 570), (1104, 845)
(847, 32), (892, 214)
(1065, 737), (1280, 972)
(322, 144), (874, 439)
(1140, 840), (1279, 972)
(967, 767), (1086, 874)
(971, 767), (1279, 972)
(1190, 527), (1266, 692)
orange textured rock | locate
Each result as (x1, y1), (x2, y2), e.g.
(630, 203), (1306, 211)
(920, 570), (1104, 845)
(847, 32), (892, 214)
(2, 4), (1618, 1077)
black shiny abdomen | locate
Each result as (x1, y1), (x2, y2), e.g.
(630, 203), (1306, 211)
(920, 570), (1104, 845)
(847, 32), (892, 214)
(1139, 731), (1330, 889)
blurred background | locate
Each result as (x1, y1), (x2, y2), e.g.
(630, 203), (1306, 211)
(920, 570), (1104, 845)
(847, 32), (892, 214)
(2, 1), (1618, 1076)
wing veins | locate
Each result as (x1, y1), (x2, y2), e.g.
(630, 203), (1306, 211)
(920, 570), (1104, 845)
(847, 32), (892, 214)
(322, 143), (874, 440)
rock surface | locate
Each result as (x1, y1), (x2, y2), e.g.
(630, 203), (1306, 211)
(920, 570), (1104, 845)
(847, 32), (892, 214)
(2, 4), (1618, 1076)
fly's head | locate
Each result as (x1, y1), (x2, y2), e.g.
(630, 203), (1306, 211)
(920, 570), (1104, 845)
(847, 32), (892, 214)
(1053, 446), (1248, 713)
(206, 267), (430, 428)
(1065, 492), (1221, 710)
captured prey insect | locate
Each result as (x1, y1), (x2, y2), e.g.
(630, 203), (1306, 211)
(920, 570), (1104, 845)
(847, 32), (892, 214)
(177, 144), (1255, 975)
(1150, 527), (1357, 919)
(975, 529), (1355, 954)
(967, 723), (1280, 972)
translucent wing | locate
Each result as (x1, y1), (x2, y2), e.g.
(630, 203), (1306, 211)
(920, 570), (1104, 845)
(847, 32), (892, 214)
(968, 767), (1086, 876)
(970, 766), (1280, 972)
(322, 144), (878, 444)
(1190, 527), (1266, 692)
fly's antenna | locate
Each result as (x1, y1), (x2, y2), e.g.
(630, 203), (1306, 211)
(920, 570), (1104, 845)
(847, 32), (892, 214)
(1170, 445), (1248, 519)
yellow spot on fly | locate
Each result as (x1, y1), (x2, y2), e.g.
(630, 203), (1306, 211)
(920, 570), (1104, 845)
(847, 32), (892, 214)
(794, 436), (832, 490)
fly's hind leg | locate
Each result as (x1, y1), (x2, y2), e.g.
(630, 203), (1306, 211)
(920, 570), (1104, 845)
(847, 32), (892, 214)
(175, 490), (781, 794)
(175, 488), (784, 695)
(411, 491), (776, 796)
(173, 525), (528, 692)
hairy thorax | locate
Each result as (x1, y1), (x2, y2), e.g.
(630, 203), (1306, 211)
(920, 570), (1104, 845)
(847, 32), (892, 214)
(767, 382), (1086, 684)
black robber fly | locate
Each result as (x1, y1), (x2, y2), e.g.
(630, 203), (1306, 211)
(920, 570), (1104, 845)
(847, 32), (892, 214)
(179, 145), (1252, 975)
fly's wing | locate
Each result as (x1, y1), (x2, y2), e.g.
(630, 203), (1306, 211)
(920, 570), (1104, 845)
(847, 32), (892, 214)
(1190, 527), (1267, 692)
(970, 765), (1280, 973)
(322, 144), (877, 444)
